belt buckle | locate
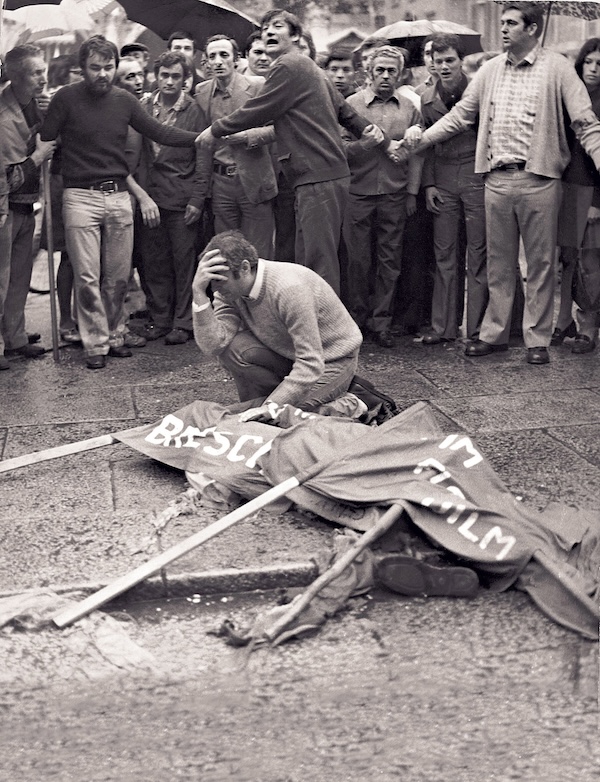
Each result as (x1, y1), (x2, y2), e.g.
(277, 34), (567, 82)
(225, 165), (236, 177)
(98, 180), (118, 193)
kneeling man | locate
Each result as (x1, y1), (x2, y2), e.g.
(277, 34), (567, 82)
(192, 230), (362, 418)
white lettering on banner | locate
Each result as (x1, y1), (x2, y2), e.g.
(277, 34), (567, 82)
(145, 414), (274, 470)
(439, 434), (483, 468)
(414, 453), (515, 560)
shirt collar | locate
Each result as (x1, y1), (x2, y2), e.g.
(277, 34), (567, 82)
(363, 85), (400, 106)
(507, 42), (541, 67)
(245, 258), (265, 301)
(152, 90), (186, 111)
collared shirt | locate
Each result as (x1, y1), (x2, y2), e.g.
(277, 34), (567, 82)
(149, 90), (187, 157)
(489, 44), (543, 168)
(208, 79), (236, 167)
(345, 86), (423, 195)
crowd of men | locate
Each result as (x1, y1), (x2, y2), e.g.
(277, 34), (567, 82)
(1, 3), (600, 382)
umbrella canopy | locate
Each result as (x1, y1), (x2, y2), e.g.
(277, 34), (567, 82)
(118, 0), (258, 50)
(4, 0), (61, 8)
(3, 0), (100, 43)
(372, 18), (483, 67)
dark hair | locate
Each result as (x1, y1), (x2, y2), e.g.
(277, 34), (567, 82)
(79, 35), (119, 70)
(47, 54), (79, 89)
(202, 230), (258, 277)
(322, 49), (355, 69)
(429, 33), (465, 60)
(4, 44), (42, 78)
(153, 50), (192, 79)
(167, 31), (196, 52)
(300, 32), (316, 61)
(244, 31), (263, 56)
(120, 42), (148, 57)
(205, 34), (239, 60)
(575, 37), (600, 79)
(502, 3), (545, 38)
(260, 9), (302, 39)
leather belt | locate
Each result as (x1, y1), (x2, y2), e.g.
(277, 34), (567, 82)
(493, 162), (526, 171)
(84, 179), (127, 193)
(213, 162), (237, 177)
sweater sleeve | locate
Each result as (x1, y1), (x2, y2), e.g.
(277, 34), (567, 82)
(129, 96), (198, 147)
(192, 296), (243, 356)
(211, 59), (303, 137)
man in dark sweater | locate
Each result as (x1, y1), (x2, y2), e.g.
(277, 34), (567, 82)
(41, 35), (201, 369)
(197, 9), (385, 295)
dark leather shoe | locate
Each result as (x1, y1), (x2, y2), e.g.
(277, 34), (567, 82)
(27, 332), (41, 344)
(375, 554), (479, 598)
(526, 347), (549, 365)
(374, 331), (394, 348)
(571, 334), (596, 354)
(464, 340), (508, 357)
(5, 343), (46, 358)
(86, 355), (106, 370)
(550, 320), (577, 346)
(108, 345), (133, 358)
(422, 332), (444, 345)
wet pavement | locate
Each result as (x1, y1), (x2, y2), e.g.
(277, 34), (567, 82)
(1, 278), (599, 780)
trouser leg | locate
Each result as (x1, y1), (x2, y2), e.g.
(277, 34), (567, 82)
(219, 330), (293, 402)
(100, 192), (133, 348)
(166, 209), (198, 332)
(343, 193), (376, 329)
(294, 177), (350, 295)
(141, 212), (176, 329)
(431, 188), (461, 340)
(3, 210), (35, 350)
(461, 173), (488, 340)
(370, 192), (407, 335)
(0, 212), (13, 355)
(479, 173), (521, 345)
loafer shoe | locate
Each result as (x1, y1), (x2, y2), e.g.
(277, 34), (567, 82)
(550, 320), (577, 346)
(373, 330), (395, 348)
(526, 346), (549, 365)
(165, 328), (192, 345)
(60, 328), (82, 343)
(108, 345), (133, 358)
(375, 554), (479, 598)
(124, 330), (146, 348)
(422, 333), (454, 345)
(0, 356), (10, 370)
(141, 324), (171, 341)
(5, 343), (46, 358)
(464, 340), (508, 357)
(86, 355), (106, 370)
(571, 334), (596, 354)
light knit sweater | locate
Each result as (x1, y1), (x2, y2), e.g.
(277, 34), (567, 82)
(193, 261), (362, 406)
(422, 46), (600, 179)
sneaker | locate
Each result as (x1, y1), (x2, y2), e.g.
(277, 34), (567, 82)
(375, 554), (479, 598)
(124, 330), (146, 348)
(60, 328), (82, 343)
(164, 328), (192, 345)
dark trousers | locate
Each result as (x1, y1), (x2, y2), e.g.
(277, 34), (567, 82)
(212, 172), (274, 259)
(140, 208), (198, 332)
(294, 176), (350, 295)
(343, 191), (407, 334)
(220, 330), (358, 409)
(274, 171), (296, 262)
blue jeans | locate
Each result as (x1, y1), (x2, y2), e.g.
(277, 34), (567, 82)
(63, 189), (133, 356)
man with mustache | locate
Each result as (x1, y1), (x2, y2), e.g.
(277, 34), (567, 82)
(40, 35), (203, 369)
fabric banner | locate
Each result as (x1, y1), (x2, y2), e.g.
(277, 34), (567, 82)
(117, 400), (600, 638)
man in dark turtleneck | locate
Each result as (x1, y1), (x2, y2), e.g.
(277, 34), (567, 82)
(419, 33), (488, 346)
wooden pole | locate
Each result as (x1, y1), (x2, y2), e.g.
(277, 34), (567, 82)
(263, 503), (405, 644)
(52, 476), (302, 628)
(42, 160), (60, 361)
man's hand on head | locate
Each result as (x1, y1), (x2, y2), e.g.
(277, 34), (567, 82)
(192, 248), (229, 302)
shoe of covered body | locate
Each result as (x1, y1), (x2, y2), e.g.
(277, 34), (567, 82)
(374, 554), (479, 598)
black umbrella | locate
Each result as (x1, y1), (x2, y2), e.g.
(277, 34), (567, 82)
(4, 0), (61, 8)
(372, 18), (484, 68)
(118, 0), (258, 50)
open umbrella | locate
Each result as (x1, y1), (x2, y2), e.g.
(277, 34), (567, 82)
(3, 0), (100, 43)
(371, 18), (484, 67)
(117, 0), (258, 50)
